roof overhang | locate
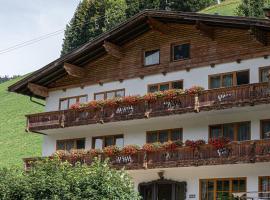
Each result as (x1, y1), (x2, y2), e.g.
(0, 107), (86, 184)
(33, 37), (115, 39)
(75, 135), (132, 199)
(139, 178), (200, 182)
(8, 10), (270, 99)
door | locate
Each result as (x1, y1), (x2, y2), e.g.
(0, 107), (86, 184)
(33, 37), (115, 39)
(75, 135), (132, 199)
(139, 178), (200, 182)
(139, 180), (186, 200)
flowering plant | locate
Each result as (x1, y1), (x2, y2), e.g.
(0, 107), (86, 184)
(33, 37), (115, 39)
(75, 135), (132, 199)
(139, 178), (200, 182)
(162, 141), (177, 151)
(185, 86), (204, 95)
(142, 143), (162, 152)
(70, 103), (81, 110)
(208, 137), (230, 150)
(53, 150), (67, 158)
(103, 145), (120, 156)
(120, 96), (141, 106)
(88, 149), (102, 157)
(185, 139), (206, 149)
(143, 93), (158, 103)
(104, 99), (118, 108)
(121, 145), (140, 155)
(163, 90), (178, 100)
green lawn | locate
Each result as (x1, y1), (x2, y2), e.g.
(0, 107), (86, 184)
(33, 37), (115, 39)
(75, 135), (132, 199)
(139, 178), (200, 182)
(200, 0), (240, 16)
(0, 78), (43, 168)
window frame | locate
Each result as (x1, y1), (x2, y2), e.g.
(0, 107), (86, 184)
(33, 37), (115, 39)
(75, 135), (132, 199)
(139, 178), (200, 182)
(56, 138), (85, 151)
(209, 121), (251, 141)
(94, 88), (125, 100)
(171, 42), (191, 62)
(92, 134), (124, 149)
(259, 66), (270, 83)
(147, 80), (184, 93)
(260, 119), (270, 139)
(259, 176), (270, 198)
(146, 128), (183, 143)
(199, 177), (247, 200)
(208, 69), (250, 89)
(59, 95), (88, 110)
(143, 48), (160, 67)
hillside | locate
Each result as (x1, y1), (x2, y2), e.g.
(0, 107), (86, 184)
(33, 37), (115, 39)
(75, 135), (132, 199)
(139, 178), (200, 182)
(200, 0), (240, 16)
(0, 77), (43, 168)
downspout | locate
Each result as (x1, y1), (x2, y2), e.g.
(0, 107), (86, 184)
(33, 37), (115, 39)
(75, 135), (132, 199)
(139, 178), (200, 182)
(30, 96), (45, 107)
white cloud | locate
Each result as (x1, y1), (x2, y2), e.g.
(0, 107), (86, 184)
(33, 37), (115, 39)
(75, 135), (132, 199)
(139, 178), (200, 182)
(0, 0), (80, 76)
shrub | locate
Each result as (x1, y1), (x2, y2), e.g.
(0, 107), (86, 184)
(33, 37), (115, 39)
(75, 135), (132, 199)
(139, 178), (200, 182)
(0, 158), (141, 200)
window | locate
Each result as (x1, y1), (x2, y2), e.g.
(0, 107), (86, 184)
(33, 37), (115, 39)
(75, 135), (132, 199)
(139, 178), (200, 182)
(148, 80), (183, 93)
(144, 49), (160, 66)
(172, 43), (190, 61)
(261, 120), (270, 139)
(92, 134), (124, 149)
(209, 122), (250, 141)
(209, 70), (249, 89)
(146, 128), (182, 143)
(260, 66), (270, 83)
(56, 138), (85, 151)
(200, 178), (246, 200)
(59, 95), (87, 110)
(259, 176), (270, 198)
(94, 89), (125, 100)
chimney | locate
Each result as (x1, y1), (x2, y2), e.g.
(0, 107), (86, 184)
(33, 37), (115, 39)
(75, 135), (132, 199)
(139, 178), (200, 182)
(263, 8), (270, 19)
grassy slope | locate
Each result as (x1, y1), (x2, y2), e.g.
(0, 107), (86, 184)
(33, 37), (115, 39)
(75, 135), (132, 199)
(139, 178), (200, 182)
(200, 0), (241, 16)
(0, 77), (43, 168)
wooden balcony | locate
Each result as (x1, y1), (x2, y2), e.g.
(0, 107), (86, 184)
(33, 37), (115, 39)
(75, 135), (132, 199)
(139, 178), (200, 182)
(26, 83), (270, 132)
(24, 139), (270, 170)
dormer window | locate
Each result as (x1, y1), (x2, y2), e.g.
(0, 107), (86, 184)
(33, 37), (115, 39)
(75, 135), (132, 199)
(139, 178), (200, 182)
(144, 49), (160, 66)
(172, 43), (190, 61)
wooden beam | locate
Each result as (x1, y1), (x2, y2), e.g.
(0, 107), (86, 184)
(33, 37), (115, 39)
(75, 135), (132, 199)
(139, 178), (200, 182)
(250, 26), (268, 46)
(147, 17), (169, 35)
(28, 83), (49, 98)
(63, 63), (85, 78)
(103, 41), (123, 59)
(195, 21), (215, 40)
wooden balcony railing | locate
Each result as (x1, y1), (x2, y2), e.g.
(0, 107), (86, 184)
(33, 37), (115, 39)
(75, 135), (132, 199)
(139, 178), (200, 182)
(26, 83), (270, 132)
(24, 139), (270, 170)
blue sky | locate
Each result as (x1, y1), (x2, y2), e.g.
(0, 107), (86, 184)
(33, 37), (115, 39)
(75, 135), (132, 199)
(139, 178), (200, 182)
(0, 0), (80, 76)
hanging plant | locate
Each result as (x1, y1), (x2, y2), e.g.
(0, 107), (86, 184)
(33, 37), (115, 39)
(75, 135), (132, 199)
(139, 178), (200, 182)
(120, 96), (141, 106)
(143, 93), (158, 103)
(88, 149), (102, 157)
(142, 143), (155, 152)
(185, 86), (204, 95)
(121, 145), (140, 155)
(163, 90), (178, 100)
(162, 141), (178, 151)
(185, 139), (206, 149)
(208, 137), (231, 150)
(70, 102), (81, 110)
(103, 145), (120, 157)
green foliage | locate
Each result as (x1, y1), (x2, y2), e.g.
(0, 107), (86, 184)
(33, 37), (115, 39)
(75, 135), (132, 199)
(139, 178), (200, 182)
(61, 0), (216, 55)
(200, 0), (240, 16)
(237, 0), (270, 17)
(0, 158), (141, 200)
(0, 78), (43, 168)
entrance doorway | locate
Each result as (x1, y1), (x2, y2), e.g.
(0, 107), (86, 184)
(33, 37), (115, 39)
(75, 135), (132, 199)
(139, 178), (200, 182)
(139, 179), (186, 200)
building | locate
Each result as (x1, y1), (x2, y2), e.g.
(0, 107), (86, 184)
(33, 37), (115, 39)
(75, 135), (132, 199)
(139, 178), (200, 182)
(8, 10), (270, 200)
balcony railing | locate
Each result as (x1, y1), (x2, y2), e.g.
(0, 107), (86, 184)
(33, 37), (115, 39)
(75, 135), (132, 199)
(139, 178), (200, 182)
(24, 139), (270, 170)
(26, 83), (270, 132)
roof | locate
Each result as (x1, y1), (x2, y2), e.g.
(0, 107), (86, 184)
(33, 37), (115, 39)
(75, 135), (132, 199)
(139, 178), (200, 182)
(8, 10), (270, 99)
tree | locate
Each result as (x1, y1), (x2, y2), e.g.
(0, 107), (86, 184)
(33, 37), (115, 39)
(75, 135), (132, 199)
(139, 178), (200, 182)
(0, 158), (141, 200)
(237, 0), (270, 18)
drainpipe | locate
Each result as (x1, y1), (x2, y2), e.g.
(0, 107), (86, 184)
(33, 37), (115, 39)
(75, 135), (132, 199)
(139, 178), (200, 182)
(30, 96), (45, 107)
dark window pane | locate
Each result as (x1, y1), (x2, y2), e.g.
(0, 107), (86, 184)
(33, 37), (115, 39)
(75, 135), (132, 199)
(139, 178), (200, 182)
(223, 124), (234, 140)
(116, 90), (125, 98)
(171, 129), (182, 141)
(145, 49), (160, 66)
(159, 130), (169, 143)
(237, 122), (250, 141)
(222, 74), (233, 87)
(172, 81), (183, 89)
(56, 141), (65, 150)
(239, 179), (246, 192)
(160, 84), (169, 91)
(105, 136), (114, 147)
(76, 139), (85, 149)
(210, 76), (221, 89)
(210, 126), (222, 139)
(208, 181), (214, 191)
(147, 132), (158, 143)
(66, 140), (74, 151)
(262, 121), (270, 139)
(149, 85), (158, 93)
(173, 43), (190, 61)
(236, 71), (249, 85)
(232, 180), (239, 192)
(217, 181), (223, 191)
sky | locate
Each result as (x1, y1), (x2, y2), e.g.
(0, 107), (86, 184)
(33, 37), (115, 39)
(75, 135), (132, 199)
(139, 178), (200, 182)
(0, 0), (81, 76)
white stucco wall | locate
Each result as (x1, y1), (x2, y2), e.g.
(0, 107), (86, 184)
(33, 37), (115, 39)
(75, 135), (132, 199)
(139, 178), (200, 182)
(45, 56), (270, 112)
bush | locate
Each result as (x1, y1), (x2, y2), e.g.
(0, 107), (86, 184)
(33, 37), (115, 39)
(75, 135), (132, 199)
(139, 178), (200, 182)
(0, 158), (141, 200)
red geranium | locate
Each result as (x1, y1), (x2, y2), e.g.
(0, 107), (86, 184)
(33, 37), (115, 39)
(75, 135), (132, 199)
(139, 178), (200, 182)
(88, 149), (102, 157)
(121, 96), (140, 105)
(70, 103), (81, 110)
(185, 139), (206, 149)
(162, 141), (177, 151)
(121, 145), (140, 155)
(103, 145), (120, 157)
(185, 86), (204, 95)
(143, 93), (157, 103)
(209, 137), (230, 150)
(142, 143), (155, 152)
